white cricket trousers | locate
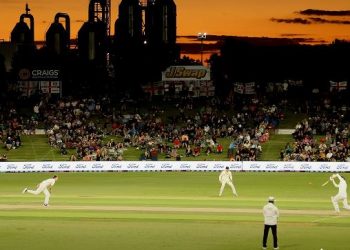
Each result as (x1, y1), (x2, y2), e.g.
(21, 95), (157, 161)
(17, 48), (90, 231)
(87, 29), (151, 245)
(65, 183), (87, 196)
(27, 184), (51, 205)
(331, 194), (350, 212)
(219, 181), (237, 196)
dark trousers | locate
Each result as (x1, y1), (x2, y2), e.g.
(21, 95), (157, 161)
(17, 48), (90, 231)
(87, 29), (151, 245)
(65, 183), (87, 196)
(263, 224), (278, 248)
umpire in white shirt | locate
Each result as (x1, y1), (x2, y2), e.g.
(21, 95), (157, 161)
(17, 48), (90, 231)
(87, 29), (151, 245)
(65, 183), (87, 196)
(262, 196), (279, 250)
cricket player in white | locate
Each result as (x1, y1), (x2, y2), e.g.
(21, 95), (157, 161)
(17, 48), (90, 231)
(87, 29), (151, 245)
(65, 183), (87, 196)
(219, 167), (238, 197)
(330, 174), (350, 212)
(22, 175), (58, 206)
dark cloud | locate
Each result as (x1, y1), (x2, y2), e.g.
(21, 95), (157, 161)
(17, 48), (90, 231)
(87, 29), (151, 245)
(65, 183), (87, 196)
(280, 33), (308, 37)
(178, 35), (329, 54)
(288, 37), (327, 44)
(271, 17), (350, 26)
(178, 35), (226, 42)
(75, 19), (85, 23)
(179, 43), (220, 54)
(270, 18), (311, 25)
(277, 35), (327, 44)
(299, 9), (350, 16)
(309, 17), (350, 25)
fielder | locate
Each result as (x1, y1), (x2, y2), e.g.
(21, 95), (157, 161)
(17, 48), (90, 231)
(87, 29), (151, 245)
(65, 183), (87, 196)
(22, 175), (58, 206)
(219, 167), (238, 197)
(330, 174), (350, 213)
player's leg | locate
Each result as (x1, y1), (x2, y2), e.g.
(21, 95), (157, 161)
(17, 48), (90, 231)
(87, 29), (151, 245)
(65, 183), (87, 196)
(271, 225), (278, 249)
(43, 188), (51, 206)
(227, 181), (238, 196)
(262, 225), (270, 249)
(331, 194), (341, 212)
(219, 182), (226, 196)
(27, 185), (44, 195)
(342, 197), (350, 210)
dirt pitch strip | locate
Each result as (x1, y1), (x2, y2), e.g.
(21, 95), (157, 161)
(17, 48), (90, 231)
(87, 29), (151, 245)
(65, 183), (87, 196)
(0, 204), (349, 216)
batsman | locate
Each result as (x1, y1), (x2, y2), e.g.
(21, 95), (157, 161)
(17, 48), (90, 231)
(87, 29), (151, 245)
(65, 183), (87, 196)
(329, 174), (350, 213)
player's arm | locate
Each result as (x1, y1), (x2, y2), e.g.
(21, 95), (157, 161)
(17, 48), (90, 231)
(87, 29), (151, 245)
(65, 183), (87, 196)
(275, 207), (279, 218)
(334, 174), (341, 180)
(219, 172), (223, 182)
(330, 176), (339, 187)
(229, 172), (233, 181)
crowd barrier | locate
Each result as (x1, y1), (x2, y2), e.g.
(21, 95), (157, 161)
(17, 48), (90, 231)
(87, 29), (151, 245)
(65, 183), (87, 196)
(0, 161), (350, 173)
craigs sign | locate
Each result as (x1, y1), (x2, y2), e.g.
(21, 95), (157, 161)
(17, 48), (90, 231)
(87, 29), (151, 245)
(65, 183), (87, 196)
(162, 66), (210, 81)
(18, 69), (60, 80)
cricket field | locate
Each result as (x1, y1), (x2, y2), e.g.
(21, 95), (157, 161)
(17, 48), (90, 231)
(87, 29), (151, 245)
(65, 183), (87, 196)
(0, 171), (349, 250)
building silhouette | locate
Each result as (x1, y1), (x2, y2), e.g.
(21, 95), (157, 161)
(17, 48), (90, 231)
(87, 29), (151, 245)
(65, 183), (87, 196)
(114, 0), (180, 89)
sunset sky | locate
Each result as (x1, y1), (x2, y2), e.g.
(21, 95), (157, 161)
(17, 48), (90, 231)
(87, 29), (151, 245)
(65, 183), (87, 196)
(1, 0), (350, 43)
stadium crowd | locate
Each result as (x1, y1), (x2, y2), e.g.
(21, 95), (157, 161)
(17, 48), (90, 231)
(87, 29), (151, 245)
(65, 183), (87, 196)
(1, 91), (283, 161)
(281, 99), (350, 162)
(0, 99), (36, 151)
(38, 94), (280, 161)
(0, 89), (281, 161)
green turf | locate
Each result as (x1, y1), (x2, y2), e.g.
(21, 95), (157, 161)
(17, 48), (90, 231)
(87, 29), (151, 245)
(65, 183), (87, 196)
(0, 172), (349, 250)
(0, 135), (74, 162)
(278, 111), (307, 129)
(260, 134), (293, 161)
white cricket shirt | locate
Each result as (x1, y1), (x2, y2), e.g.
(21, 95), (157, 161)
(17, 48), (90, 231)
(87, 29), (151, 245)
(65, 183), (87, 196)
(219, 170), (232, 183)
(337, 176), (348, 197)
(40, 178), (56, 188)
(263, 202), (279, 225)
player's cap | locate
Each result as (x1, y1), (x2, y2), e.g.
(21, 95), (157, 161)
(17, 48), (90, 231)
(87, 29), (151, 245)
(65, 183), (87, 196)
(268, 196), (275, 202)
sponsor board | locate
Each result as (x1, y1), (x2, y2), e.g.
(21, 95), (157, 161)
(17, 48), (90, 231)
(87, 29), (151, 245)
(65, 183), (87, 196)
(160, 163), (173, 170)
(162, 66), (210, 81)
(1, 161), (350, 173)
(195, 162), (209, 170)
(143, 163), (157, 170)
(227, 162), (243, 171)
(42, 163), (54, 170)
(110, 163), (123, 170)
(75, 163), (88, 170)
(299, 163), (313, 171)
(213, 163), (227, 170)
(336, 163), (350, 171)
(243, 162), (262, 171)
(92, 163), (104, 169)
(6, 164), (18, 171)
(57, 163), (71, 171)
(281, 163), (296, 171)
(127, 163), (139, 170)
(19, 69), (60, 80)
(265, 163), (279, 171)
(23, 163), (36, 171)
(319, 164), (331, 171)
(179, 163), (192, 170)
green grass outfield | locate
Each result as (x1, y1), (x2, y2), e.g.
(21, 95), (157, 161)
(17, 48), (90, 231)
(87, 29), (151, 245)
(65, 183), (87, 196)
(0, 172), (349, 250)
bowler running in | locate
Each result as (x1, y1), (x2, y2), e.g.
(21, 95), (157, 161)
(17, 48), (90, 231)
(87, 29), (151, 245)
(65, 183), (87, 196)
(219, 167), (238, 197)
(330, 174), (350, 213)
(22, 175), (58, 206)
